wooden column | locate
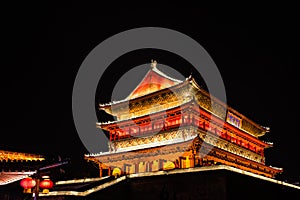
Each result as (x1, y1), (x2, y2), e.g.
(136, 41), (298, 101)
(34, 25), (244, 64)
(145, 162), (149, 172)
(99, 166), (103, 177)
(178, 158), (182, 168)
(149, 161), (153, 172)
(135, 163), (139, 173)
(175, 159), (180, 168)
(145, 161), (153, 172)
(194, 156), (199, 166)
(159, 159), (164, 170)
(123, 164), (127, 175)
(190, 155), (195, 168)
(199, 158), (203, 166)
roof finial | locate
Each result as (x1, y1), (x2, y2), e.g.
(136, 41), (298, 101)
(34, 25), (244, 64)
(151, 59), (157, 68)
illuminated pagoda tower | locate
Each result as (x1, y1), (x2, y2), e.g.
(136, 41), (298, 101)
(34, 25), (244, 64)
(85, 60), (282, 178)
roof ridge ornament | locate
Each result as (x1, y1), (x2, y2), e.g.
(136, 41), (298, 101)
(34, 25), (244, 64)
(150, 59), (157, 68)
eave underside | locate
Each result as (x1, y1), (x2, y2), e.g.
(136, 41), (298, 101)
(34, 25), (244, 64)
(0, 171), (36, 185)
(86, 132), (281, 178)
(0, 150), (45, 161)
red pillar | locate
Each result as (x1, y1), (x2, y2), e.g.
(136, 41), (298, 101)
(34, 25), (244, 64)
(159, 159), (164, 170)
(190, 155), (195, 168)
(179, 157), (183, 168)
(99, 167), (103, 177)
(145, 162), (149, 172)
(123, 164), (127, 175)
(149, 161), (153, 172)
(135, 163), (139, 173)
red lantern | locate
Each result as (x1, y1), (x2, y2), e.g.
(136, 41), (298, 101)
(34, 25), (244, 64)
(39, 178), (54, 194)
(20, 177), (36, 193)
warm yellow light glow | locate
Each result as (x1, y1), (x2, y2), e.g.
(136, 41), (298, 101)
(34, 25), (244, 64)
(55, 176), (109, 185)
(0, 150), (44, 161)
(42, 189), (50, 194)
(163, 161), (175, 170)
(112, 168), (121, 177)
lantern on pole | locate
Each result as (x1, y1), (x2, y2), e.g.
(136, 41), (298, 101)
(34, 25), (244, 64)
(39, 176), (54, 194)
(20, 177), (36, 193)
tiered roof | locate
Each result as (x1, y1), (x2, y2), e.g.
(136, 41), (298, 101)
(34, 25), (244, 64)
(99, 61), (269, 138)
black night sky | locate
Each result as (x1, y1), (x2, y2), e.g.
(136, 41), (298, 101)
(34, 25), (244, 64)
(1, 3), (299, 182)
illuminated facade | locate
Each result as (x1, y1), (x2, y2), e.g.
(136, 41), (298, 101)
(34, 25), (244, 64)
(0, 150), (44, 185)
(0, 150), (44, 162)
(85, 60), (282, 178)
